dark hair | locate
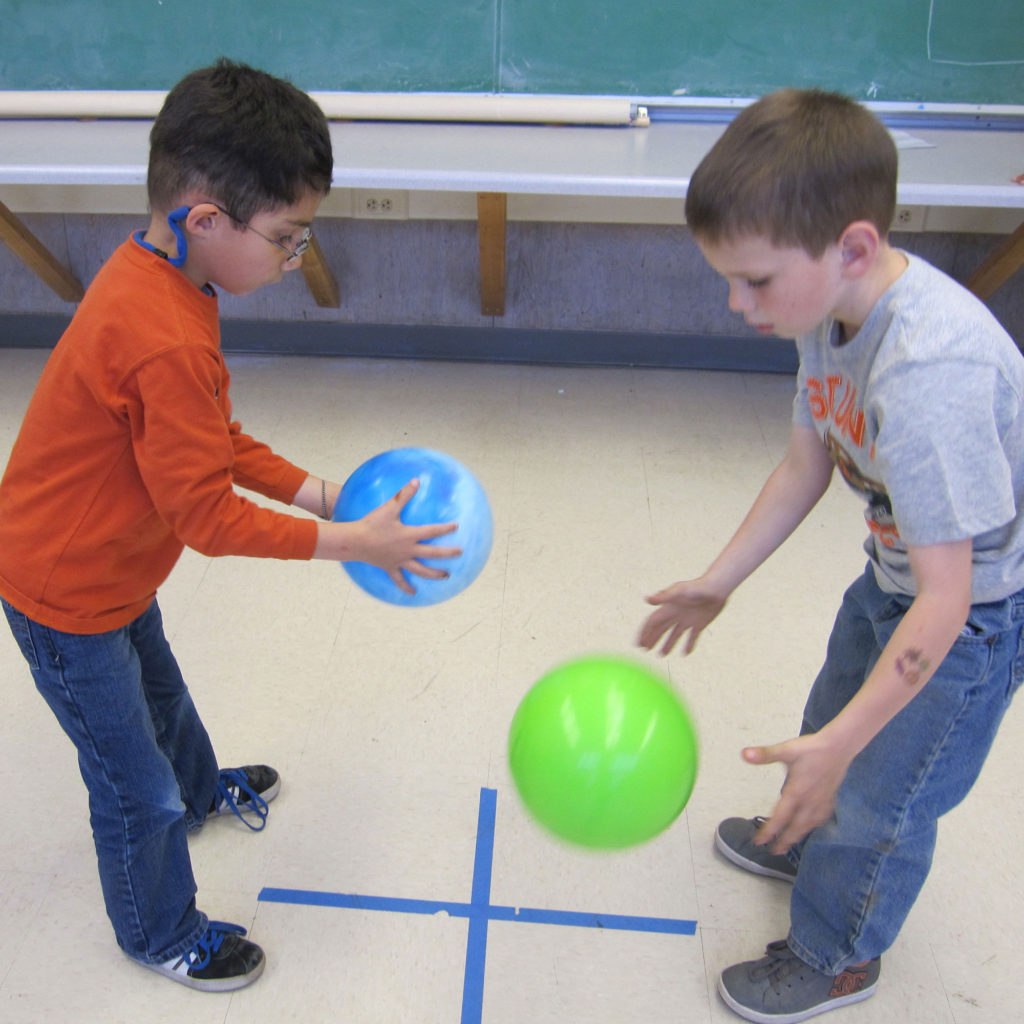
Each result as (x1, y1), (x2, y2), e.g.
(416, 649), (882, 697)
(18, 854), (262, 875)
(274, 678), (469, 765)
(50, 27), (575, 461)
(148, 58), (333, 222)
(684, 89), (897, 257)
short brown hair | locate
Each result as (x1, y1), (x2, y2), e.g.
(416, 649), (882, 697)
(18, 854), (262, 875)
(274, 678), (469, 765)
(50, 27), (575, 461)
(148, 59), (333, 222)
(684, 89), (897, 257)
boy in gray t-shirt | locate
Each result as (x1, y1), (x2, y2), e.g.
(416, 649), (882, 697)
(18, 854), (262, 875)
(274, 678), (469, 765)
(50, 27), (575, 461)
(638, 89), (1024, 1022)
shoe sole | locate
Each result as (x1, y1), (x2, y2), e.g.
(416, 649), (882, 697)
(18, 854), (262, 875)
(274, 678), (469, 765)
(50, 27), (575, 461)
(717, 973), (877, 1023)
(137, 953), (266, 992)
(714, 825), (797, 882)
(248, 775), (281, 807)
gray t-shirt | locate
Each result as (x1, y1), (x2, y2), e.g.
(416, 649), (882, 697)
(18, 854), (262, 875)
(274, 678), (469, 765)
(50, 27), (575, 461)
(793, 252), (1024, 603)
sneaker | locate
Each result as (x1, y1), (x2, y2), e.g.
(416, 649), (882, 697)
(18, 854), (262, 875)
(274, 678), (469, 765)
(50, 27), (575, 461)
(719, 940), (880, 1023)
(716, 816), (798, 882)
(142, 921), (265, 992)
(209, 765), (280, 831)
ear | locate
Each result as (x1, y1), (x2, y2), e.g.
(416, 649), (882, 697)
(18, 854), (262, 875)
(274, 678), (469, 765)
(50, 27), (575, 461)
(837, 221), (880, 277)
(183, 202), (223, 239)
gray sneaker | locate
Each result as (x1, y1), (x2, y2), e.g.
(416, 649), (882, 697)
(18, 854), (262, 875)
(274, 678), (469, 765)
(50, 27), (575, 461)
(715, 816), (798, 882)
(718, 940), (879, 1023)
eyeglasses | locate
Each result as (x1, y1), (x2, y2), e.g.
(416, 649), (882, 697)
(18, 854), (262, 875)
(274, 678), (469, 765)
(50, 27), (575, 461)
(211, 203), (312, 262)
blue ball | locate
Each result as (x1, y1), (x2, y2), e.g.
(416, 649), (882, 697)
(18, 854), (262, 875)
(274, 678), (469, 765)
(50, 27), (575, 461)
(332, 447), (493, 607)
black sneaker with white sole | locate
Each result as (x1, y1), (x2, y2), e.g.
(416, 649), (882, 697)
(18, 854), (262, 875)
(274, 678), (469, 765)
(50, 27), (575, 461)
(715, 816), (799, 882)
(141, 921), (265, 992)
(208, 765), (280, 831)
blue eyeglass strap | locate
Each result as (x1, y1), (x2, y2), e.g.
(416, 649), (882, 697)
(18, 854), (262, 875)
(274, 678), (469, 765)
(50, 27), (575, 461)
(165, 205), (190, 267)
(132, 205), (190, 267)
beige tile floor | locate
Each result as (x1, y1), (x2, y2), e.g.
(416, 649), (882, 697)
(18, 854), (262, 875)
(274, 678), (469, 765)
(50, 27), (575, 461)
(0, 347), (1021, 1024)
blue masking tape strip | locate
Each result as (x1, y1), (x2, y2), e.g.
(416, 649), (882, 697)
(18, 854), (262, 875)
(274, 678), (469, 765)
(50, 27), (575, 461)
(461, 787), (498, 1024)
(257, 888), (697, 935)
(506, 906), (697, 934)
(258, 889), (456, 915)
(257, 785), (699, 1022)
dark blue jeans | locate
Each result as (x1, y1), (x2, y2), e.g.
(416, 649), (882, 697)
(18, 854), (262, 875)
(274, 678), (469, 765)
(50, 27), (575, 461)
(2, 597), (216, 963)
(788, 566), (1024, 974)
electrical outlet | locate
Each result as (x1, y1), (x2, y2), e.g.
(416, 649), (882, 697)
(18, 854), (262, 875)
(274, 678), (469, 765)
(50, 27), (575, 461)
(893, 206), (927, 232)
(352, 189), (408, 219)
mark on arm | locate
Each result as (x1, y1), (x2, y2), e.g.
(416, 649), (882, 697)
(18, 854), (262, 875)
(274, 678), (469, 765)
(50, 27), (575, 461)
(895, 647), (931, 687)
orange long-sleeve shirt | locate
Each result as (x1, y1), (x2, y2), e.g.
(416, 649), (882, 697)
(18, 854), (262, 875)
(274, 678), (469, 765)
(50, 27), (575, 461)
(0, 236), (319, 634)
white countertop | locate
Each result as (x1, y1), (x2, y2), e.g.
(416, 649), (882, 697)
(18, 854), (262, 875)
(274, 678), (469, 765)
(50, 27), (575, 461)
(1, 118), (1022, 208)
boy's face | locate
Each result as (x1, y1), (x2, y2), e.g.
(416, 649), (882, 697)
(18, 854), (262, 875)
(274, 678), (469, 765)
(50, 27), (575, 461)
(203, 190), (324, 296)
(697, 235), (846, 339)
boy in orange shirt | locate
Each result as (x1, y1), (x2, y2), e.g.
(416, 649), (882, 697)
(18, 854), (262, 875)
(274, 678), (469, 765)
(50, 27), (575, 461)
(0, 59), (458, 992)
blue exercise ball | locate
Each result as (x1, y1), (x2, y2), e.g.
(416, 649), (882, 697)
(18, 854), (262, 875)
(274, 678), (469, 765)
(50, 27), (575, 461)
(332, 447), (493, 607)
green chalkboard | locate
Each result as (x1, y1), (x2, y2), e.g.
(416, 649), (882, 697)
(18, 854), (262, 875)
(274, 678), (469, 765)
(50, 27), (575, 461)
(1, 0), (1022, 106)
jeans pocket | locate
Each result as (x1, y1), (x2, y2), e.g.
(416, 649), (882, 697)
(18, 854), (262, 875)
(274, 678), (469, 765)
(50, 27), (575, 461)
(1, 599), (41, 671)
(870, 595), (911, 650)
(1007, 625), (1024, 700)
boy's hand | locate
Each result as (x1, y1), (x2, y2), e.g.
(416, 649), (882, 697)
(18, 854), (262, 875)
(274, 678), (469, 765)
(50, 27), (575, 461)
(637, 578), (728, 656)
(318, 479), (461, 594)
(744, 732), (855, 853)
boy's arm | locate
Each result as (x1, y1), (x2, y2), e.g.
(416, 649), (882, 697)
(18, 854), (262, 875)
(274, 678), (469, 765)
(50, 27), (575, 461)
(228, 422), (312, 505)
(749, 536), (973, 853)
(639, 422), (835, 655)
(292, 474), (342, 520)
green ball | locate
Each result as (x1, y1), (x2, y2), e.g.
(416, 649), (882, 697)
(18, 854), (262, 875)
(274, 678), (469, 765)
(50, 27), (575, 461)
(508, 655), (699, 849)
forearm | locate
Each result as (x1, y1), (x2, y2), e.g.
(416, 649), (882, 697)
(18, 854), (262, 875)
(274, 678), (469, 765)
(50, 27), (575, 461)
(312, 518), (372, 561)
(292, 474), (342, 521)
(638, 424), (834, 656)
(291, 475), (364, 562)
(818, 545), (972, 760)
(705, 432), (833, 594)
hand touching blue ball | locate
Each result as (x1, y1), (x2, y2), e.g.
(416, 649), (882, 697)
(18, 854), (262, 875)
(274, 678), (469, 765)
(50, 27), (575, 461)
(333, 447), (493, 607)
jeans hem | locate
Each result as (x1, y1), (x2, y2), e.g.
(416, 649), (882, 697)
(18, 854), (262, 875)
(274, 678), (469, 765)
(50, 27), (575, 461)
(124, 912), (210, 966)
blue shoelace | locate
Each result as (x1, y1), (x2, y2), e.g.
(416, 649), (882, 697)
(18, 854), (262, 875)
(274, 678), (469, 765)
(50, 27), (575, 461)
(183, 921), (247, 970)
(212, 768), (269, 831)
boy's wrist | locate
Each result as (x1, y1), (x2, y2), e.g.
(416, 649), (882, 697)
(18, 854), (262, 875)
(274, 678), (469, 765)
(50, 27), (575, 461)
(700, 566), (740, 603)
(313, 518), (362, 562)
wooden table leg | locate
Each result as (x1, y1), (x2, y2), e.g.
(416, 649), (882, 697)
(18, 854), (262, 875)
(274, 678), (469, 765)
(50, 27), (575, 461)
(967, 220), (1024, 301)
(300, 233), (340, 308)
(477, 192), (507, 316)
(0, 199), (84, 303)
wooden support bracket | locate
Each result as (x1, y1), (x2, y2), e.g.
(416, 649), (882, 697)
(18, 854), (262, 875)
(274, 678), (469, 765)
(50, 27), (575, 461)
(967, 220), (1024, 301)
(477, 191), (507, 316)
(299, 233), (340, 308)
(0, 199), (84, 303)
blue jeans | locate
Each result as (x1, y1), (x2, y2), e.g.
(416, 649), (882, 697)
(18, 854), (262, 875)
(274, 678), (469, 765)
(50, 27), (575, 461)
(787, 566), (1024, 974)
(2, 597), (217, 963)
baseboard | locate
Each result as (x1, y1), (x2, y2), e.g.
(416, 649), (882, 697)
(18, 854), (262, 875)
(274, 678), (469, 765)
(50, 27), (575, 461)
(0, 314), (798, 374)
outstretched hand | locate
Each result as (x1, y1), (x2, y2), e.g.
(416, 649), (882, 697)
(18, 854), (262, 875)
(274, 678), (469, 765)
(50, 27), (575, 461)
(352, 478), (461, 594)
(744, 732), (855, 854)
(637, 578), (728, 656)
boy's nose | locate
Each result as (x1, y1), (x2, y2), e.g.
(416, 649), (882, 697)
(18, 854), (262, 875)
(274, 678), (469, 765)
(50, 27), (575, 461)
(283, 255), (303, 272)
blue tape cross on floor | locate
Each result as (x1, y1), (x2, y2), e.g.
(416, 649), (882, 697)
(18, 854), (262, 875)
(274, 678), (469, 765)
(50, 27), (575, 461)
(259, 787), (697, 1023)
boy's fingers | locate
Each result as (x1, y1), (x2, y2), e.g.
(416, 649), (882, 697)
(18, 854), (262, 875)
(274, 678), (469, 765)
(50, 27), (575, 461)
(404, 562), (452, 581)
(420, 521), (459, 538)
(390, 478), (420, 507)
(416, 544), (462, 560)
(742, 744), (776, 765)
(681, 628), (702, 655)
(387, 570), (416, 595)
